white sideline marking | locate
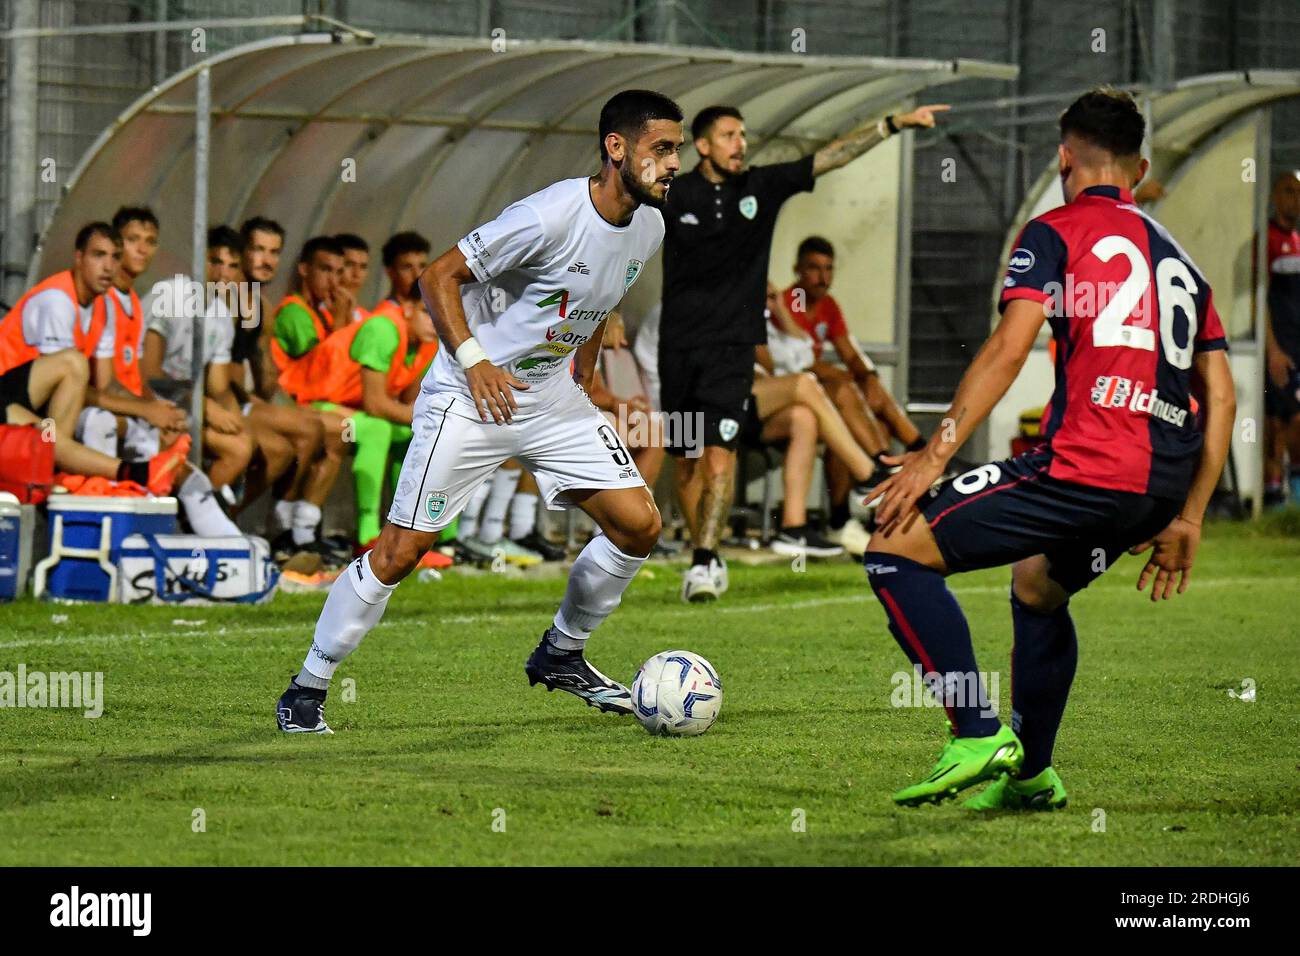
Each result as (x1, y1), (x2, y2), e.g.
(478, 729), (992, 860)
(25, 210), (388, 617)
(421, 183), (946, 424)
(0, 576), (1275, 650)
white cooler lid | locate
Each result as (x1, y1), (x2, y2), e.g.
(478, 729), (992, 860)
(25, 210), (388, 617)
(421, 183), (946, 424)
(46, 495), (178, 514)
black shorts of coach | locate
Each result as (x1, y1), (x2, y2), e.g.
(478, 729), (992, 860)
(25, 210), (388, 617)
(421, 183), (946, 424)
(1264, 366), (1300, 421)
(913, 447), (1182, 595)
(658, 343), (755, 455)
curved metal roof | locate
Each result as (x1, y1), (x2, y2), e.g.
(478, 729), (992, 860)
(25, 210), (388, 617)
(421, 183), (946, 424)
(38, 31), (1015, 303)
(997, 70), (1300, 304)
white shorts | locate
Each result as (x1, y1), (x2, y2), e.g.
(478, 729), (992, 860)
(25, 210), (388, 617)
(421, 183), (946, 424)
(122, 416), (161, 459)
(74, 407), (119, 457)
(73, 410), (161, 459)
(388, 384), (645, 533)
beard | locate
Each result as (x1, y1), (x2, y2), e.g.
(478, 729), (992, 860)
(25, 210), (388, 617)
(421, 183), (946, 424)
(619, 158), (668, 209)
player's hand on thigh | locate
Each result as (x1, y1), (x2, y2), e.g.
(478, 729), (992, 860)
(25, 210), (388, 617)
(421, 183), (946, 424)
(1131, 515), (1200, 602)
(871, 447), (945, 532)
(466, 361), (528, 424)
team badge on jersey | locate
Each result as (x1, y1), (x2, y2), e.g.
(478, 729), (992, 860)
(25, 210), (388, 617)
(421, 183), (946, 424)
(424, 492), (448, 522)
(738, 196), (758, 220)
(1091, 375), (1132, 409)
(624, 259), (643, 290)
(718, 418), (739, 442)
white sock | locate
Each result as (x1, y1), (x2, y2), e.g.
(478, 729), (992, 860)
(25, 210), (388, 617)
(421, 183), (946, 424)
(82, 408), (119, 457)
(480, 469), (522, 545)
(274, 499), (295, 531)
(297, 552), (397, 688)
(459, 480), (491, 539)
(292, 501), (322, 546)
(552, 533), (645, 648)
(510, 492), (539, 540)
(178, 470), (241, 536)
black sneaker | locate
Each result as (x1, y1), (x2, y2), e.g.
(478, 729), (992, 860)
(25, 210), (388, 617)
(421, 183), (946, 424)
(513, 530), (567, 562)
(320, 534), (354, 562)
(770, 526), (844, 558)
(271, 529), (298, 564)
(276, 678), (333, 734)
(524, 628), (633, 715)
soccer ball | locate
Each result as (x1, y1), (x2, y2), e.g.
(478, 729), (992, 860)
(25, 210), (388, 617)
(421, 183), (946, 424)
(631, 650), (722, 736)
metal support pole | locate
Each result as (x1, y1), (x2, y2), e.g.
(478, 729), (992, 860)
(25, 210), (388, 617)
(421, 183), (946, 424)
(2, 0), (39, 306)
(1152, 0), (1175, 88)
(1250, 110), (1273, 517)
(153, 0), (168, 86)
(189, 65), (210, 466)
(652, 0), (678, 46)
(1002, 0), (1023, 226)
(893, 118), (915, 410)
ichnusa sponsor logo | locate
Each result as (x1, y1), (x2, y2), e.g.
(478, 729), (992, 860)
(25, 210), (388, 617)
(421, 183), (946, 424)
(1090, 375), (1189, 426)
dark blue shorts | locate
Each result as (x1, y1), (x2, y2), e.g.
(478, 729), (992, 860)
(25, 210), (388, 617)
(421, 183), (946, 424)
(919, 448), (1183, 594)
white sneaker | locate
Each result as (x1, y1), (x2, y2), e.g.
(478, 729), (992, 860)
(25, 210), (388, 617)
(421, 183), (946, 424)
(826, 518), (871, 558)
(681, 563), (720, 603)
(771, 528), (844, 559)
(711, 556), (729, 594)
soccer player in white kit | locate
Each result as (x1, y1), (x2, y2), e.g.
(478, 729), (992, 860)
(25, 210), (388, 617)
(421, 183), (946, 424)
(277, 90), (684, 733)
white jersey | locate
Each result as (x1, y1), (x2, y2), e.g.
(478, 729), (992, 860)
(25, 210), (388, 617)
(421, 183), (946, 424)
(424, 177), (665, 418)
(142, 276), (235, 381)
(766, 312), (816, 375)
(21, 287), (115, 360)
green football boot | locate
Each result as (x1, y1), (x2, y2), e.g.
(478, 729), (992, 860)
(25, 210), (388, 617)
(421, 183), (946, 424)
(892, 724), (1024, 806)
(963, 767), (1068, 811)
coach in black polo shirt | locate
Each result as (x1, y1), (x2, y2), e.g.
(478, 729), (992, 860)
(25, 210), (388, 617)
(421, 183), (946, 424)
(661, 102), (949, 602)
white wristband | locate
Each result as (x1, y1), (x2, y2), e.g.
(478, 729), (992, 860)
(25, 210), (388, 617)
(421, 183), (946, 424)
(876, 118), (892, 140)
(455, 336), (489, 369)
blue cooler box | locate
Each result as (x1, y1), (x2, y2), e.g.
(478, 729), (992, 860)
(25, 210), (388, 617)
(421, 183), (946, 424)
(35, 495), (178, 602)
(0, 492), (21, 601)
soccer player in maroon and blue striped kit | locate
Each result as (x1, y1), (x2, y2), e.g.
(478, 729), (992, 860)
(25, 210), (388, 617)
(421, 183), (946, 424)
(863, 88), (1237, 808)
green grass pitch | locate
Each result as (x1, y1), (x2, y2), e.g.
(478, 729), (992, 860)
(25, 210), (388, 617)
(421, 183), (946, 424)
(1, 521), (1296, 866)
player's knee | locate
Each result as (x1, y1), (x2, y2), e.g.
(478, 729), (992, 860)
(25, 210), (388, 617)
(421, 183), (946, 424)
(703, 449), (733, 481)
(53, 349), (90, 383)
(794, 371), (821, 404)
(368, 529), (423, 583)
(295, 416), (325, 457)
(261, 434), (293, 473)
(789, 403), (816, 432)
(1011, 572), (1067, 613)
(613, 500), (661, 555)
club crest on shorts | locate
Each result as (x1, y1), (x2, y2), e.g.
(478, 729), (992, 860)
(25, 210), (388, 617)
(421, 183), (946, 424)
(718, 418), (739, 442)
(424, 491), (449, 522)
(624, 259), (644, 290)
(738, 195), (758, 220)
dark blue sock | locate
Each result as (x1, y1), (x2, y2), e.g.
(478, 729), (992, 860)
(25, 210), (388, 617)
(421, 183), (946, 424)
(1010, 590), (1077, 777)
(865, 552), (1000, 737)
